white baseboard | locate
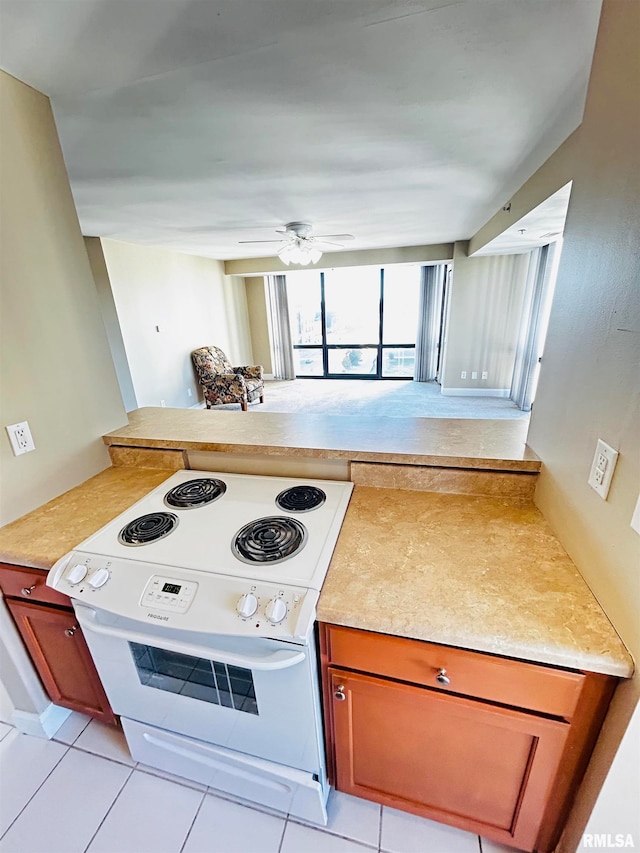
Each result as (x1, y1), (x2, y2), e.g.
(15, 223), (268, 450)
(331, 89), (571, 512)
(263, 373), (275, 380)
(189, 401), (206, 409)
(440, 388), (511, 398)
(13, 703), (71, 739)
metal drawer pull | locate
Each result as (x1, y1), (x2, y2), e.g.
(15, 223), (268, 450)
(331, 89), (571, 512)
(334, 685), (346, 701)
(64, 625), (78, 637)
(21, 584), (37, 596)
(436, 668), (450, 685)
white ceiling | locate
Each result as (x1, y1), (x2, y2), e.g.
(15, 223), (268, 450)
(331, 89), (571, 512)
(0, 0), (601, 260)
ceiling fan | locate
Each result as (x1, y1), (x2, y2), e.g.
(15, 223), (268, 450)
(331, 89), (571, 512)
(239, 222), (354, 266)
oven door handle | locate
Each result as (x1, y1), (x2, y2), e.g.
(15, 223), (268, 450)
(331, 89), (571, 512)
(74, 605), (306, 671)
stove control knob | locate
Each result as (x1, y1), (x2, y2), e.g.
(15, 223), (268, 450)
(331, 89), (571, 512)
(67, 564), (88, 585)
(87, 568), (110, 589)
(265, 597), (287, 625)
(237, 593), (258, 619)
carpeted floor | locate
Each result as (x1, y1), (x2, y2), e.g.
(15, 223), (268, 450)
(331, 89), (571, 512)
(229, 379), (529, 419)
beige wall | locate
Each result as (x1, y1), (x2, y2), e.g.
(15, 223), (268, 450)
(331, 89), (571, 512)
(98, 239), (254, 409)
(224, 243), (454, 276)
(0, 71), (126, 526)
(512, 2), (640, 848)
(85, 237), (137, 412)
(441, 243), (530, 394)
(583, 700), (640, 842)
(245, 277), (273, 374)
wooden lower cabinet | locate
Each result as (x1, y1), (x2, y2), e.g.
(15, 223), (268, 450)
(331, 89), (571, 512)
(0, 563), (115, 725)
(320, 624), (617, 853)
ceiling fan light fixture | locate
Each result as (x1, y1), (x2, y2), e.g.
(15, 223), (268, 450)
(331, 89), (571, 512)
(278, 238), (322, 267)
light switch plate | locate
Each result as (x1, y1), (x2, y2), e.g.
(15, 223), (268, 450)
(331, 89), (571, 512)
(588, 439), (618, 499)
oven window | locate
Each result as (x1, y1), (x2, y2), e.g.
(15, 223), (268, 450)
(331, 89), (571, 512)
(129, 643), (258, 715)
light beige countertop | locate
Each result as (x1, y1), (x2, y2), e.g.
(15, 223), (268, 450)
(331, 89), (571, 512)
(1, 464), (629, 679)
(103, 407), (541, 472)
(318, 487), (633, 678)
(0, 467), (174, 570)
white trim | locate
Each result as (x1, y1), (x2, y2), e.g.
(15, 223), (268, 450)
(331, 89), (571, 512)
(12, 703), (71, 739)
(189, 401), (206, 409)
(0, 597), (49, 714)
(440, 387), (511, 397)
(263, 373), (275, 380)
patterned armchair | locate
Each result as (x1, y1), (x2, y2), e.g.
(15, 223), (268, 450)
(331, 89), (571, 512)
(191, 346), (264, 411)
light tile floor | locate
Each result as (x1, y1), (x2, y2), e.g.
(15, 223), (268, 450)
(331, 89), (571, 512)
(0, 715), (497, 853)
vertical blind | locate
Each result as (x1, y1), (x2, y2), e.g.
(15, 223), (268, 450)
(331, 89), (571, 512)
(414, 264), (446, 382)
(265, 274), (295, 380)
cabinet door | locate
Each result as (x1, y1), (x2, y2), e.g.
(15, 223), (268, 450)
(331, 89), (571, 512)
(329, 668), (569, 853)
(7, 600), (116, 725)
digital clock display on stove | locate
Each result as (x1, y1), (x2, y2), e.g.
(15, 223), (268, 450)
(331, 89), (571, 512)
(162, 582), (182, 595)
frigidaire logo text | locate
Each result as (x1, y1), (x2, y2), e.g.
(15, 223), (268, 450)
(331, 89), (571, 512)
(147, 613), (169, 621)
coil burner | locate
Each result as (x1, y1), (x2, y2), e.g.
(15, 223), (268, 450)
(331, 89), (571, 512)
(275, 485), (326, 513)
(233, 516), (307, 564)
(118, 512), (179, 546)
(164, 478), (227, 509)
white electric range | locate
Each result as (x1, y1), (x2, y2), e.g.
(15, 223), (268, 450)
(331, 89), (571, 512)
(47, 469), (353, 823)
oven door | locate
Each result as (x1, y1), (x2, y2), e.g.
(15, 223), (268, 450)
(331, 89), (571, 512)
(73, 603), (324, 775)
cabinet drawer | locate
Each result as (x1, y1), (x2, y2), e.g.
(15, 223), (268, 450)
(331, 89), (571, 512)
(0, 562), (71, 608)
(322, 624), (584, 719)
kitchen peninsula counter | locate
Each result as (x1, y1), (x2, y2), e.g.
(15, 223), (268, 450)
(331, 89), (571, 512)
(102, 407), (541, 472)
(317, 487), (633, 678)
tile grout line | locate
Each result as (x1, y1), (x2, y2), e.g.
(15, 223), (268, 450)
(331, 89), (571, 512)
(378, 803), (383, 853)
(136, 763), (206, 793)
(285, 814), (379, 850)
(81, 764), (135, 853)
(178, 789), (208, 853)
(0, 740), (71, 842)
(68, 740), (136, 770)
(51, 716), (92, 747)
(277, 815), (288, 853)
(202, 785), (286, 818)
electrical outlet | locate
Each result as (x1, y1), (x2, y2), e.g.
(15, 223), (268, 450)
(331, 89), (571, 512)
(588, 439), (619, 499)
(460, 371), (467, 379)
(160, 400), (166, 407)
(187, 388), (192, 398)
(471, 371), (478, 380)
(6, 421), (36, 456)
(631, 494), (640, 536)
(481, 371), (488, 380)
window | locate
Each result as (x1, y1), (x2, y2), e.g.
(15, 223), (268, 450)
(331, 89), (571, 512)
(287, 265), (420, 378)
(130, 642), (258, 715)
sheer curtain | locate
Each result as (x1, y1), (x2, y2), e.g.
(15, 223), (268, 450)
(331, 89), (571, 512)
(414, 264), (446, 382)
(265, 275), (295, 380)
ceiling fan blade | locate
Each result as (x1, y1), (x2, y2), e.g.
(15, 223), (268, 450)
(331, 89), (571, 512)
(238, 239), (287, 244)
(312, 240), (346, 249)
(313, 234), (354, 240)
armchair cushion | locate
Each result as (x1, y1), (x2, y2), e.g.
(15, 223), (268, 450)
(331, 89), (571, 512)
(234, 365), (264, 380)
(191, 346), (264, 410)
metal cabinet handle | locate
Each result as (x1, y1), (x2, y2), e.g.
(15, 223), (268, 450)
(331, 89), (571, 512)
(21, 584), (37, 596)
(64, 625), (78, 637)
(436, 668), (450, 685)
(334, 684), (346, 701)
